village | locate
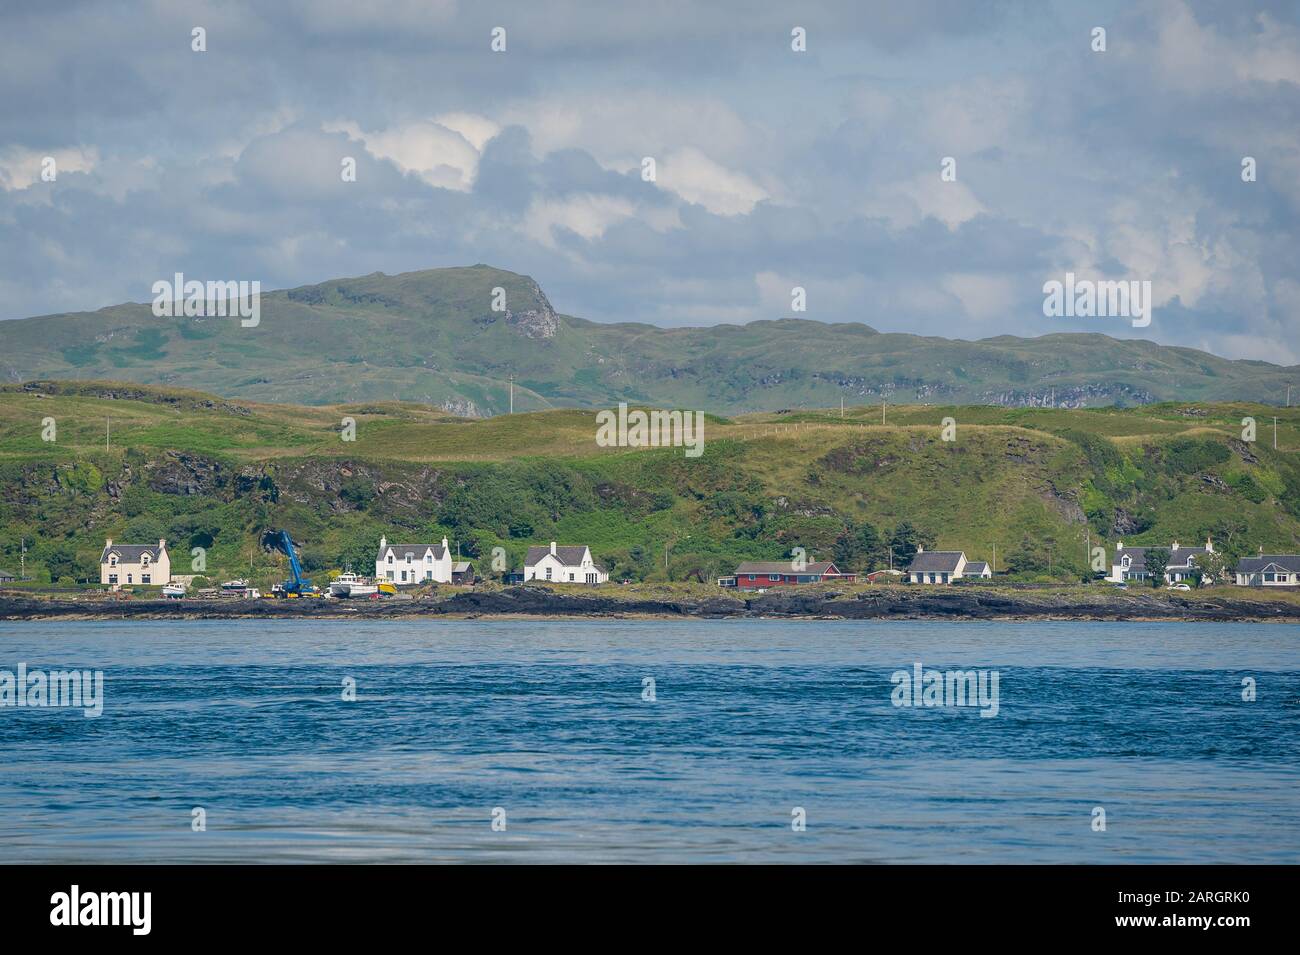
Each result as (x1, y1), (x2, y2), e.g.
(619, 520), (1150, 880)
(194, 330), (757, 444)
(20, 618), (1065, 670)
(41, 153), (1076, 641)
(57, 531), (1300, 600)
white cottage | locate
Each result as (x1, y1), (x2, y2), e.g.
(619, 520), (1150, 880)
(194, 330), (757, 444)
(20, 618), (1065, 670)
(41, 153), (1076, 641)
(906, 548), (977, 584)
(524, 542), (608, 585)
(1107, 538), (1214, 584)
(101, 538), (171, 588)
(1234, 554), (1300, 587)
(375, 535), (453, 585)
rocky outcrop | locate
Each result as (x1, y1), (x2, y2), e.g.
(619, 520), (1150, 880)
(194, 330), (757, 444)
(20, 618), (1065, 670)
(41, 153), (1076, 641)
(4, 586), (1297, 622)
(505, 280), (560, 339)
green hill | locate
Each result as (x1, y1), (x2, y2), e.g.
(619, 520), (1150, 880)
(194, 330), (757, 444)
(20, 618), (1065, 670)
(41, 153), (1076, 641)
(2, 380), (1298, 588)
(0, 265), (1295, 413)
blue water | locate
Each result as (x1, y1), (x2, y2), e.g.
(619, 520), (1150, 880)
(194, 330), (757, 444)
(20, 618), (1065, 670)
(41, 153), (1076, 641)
(1, 619), (1297, 863)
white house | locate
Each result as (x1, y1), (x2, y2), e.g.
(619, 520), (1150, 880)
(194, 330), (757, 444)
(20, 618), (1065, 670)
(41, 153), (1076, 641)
(1108, 538), (1214, 584)
(1234, 554), (1300, 587)
(101, 538), (171, 588)
(375, 535), (453, 585)
(524, 542), (608, 585)
(906, 548), (986, 584)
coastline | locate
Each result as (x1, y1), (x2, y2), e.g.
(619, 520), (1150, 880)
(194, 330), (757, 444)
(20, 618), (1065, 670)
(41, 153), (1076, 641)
(4, 585), (1299, 623)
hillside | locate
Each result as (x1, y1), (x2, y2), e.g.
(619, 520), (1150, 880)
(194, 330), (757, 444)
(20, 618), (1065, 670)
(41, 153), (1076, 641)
(2, 381), (1298, 588)
(0, 266), (1295, 413)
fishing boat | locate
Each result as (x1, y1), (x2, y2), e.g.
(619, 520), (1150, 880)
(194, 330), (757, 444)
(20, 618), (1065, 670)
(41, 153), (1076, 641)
(329, 571), (378, 598)
(161, 583), (186, 599)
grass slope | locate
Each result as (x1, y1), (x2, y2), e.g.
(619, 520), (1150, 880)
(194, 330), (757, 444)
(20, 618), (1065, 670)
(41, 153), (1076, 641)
(2, 381), (1299, 590)
(1, 265), (1296, 413)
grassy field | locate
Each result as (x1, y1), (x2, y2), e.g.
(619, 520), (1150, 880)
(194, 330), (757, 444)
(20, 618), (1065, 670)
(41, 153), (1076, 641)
(2, 380), (1298, 590)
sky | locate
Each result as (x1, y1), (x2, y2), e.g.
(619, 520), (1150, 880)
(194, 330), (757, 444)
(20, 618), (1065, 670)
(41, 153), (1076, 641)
(1, 0), (1298, 362)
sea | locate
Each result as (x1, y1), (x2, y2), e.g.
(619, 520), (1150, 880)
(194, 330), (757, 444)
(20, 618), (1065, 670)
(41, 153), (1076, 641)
(1, 619), (1296, 863)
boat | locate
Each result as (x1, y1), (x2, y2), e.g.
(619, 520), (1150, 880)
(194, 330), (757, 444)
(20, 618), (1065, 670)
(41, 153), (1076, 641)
(162, 583), (186, 599)
(329, 571), (378, 598)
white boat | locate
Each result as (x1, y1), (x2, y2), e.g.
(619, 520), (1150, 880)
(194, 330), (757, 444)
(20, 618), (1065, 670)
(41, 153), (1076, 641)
(162, 583), (186, 599)
(329, 571), (378, 598)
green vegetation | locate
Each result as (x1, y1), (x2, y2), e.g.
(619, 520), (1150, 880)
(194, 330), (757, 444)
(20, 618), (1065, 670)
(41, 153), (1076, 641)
(0, 265), (1296, 413)
(1, 382), (1299, 590)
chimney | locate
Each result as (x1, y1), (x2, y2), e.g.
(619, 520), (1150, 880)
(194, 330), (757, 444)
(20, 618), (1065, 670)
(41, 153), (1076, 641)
(159, 538), (167, 551)
(1116, 541), (1123, 552)
(1172, 540), (1179, 551)
(106, 538), (113, 548)
(441, 536), (449, 552)
(550, 541), (557, 557)
(1206, 536), (1213, 552)
(916, 545), (924, 553)
(379, 535), (386, 549)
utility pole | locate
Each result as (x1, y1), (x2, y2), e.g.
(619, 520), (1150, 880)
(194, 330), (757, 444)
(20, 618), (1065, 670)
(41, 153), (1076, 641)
(508, 374), (514, 414)
(840, 396), (844, 418)
(106, 417), (110, 451)
(20, 537), (25, 580)
(992, 542), (997, 574)
(1274, 417), (1278, 450)
(882, 399), (886, 426)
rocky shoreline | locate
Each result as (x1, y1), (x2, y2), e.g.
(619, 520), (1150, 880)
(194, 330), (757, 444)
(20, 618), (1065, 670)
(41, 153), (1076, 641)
(3, 586), (1299, 622)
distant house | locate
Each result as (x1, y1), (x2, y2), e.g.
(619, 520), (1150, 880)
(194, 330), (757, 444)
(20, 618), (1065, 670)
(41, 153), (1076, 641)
(907, 549), (969, 584)
(1234, 554), (1300, 588)
(376, 535), (452, 585)
(101, 538), (171, 588)
(451, 561), (475, 585)
(719, 561), (856, 589)
(1107, 539), (1214, 584)
(963, 561), (992, 579)
(0, 569), (15, 583)
(524, 542), (608, 585)
(863, 569), (905, 584)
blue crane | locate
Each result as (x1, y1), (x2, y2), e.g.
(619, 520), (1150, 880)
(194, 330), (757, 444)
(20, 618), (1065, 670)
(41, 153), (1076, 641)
(262, 529), (318, 596)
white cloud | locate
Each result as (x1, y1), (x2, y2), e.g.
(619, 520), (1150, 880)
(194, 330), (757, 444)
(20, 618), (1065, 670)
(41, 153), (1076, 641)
(657, 147), (768, 216)
(325, 118), (487, 191)
(0, 146), (98, 191)
(522, 193), (638, 248)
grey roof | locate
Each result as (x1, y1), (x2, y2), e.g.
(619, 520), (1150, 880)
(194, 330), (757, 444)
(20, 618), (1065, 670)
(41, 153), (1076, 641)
(0, 569), (15, 578)
(964, 561), (990, 575)
(1116, 545), (1209, 571)
(100, 543), (164, 563)
(377, 542), (448, 561)
(735, 561), (840, 576)
(525, 545), (590, 566)
(1235, 555), (1300, 574)
(451, 561), (473, 573)
(907, 551), (965, 574)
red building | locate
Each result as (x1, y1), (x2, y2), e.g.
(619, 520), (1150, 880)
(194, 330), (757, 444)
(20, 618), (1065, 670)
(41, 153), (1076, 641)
(718, 561), (856, 590)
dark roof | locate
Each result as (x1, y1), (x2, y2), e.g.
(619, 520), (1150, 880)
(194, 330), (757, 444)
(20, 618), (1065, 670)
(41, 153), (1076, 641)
(0, 569), (15, 578)
(1235, 555), (1300, 573)
(964, 561), (990, 575)
(100, 543), (164, 563)
(525, 545), (592, 567)
(1117, 545), (1209, 570)
(907, 551), (965, 573)
(734, 561), (840, 576)
(377, 542), (448, 561)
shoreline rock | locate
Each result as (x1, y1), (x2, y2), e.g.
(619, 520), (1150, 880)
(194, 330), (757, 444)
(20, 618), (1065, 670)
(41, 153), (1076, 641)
(2, 586), (1298, 622)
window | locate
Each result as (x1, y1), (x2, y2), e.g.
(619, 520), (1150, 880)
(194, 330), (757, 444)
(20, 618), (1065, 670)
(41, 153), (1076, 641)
(141, 554), (150, 567)
(142, 574), (151, 584)
(109, 555), (117, 567)
(568, 573), (575, 581)
(400, 571), (407, 582)
(108, 574), (118, 584)
(387, 554), (393, 563)
(545, 567), (552, 580)
(127, 574), (133, 583)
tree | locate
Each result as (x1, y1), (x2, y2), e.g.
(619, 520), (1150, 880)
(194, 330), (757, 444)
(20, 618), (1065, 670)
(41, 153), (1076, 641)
(888, 521), (934, 566)
(1144, 548), (1170, 588)
(1197, 551), (1230, 587)
(1007, 535), (1051, 576)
